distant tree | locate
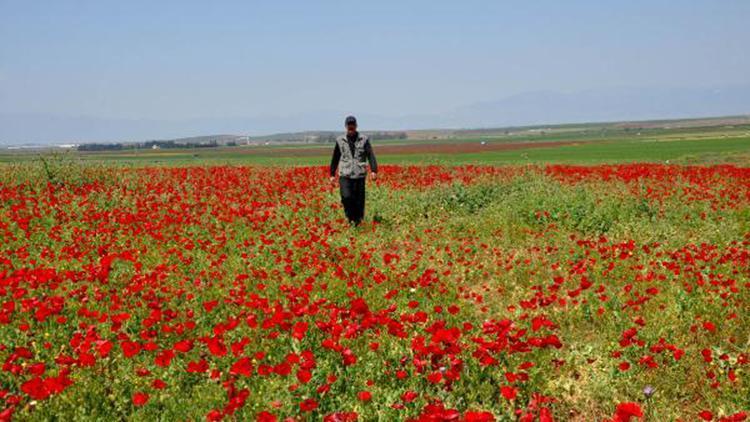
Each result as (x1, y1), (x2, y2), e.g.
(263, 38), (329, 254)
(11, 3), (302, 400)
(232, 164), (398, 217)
(78, 143), (124, 151)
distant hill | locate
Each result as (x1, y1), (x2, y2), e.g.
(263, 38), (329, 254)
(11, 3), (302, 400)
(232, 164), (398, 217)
(1, 84), (749, 145)
(442, 85), (750, 129)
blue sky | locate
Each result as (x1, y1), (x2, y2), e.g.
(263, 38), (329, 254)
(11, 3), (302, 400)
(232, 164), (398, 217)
(1, 1), (749, 140)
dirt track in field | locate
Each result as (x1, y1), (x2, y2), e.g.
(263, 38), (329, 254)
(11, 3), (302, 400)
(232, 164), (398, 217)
(247, 140), (579, 157)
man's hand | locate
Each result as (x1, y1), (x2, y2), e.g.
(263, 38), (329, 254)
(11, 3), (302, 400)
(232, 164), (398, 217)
(329, 176), (336, 186)
(370, 172), (377, 181)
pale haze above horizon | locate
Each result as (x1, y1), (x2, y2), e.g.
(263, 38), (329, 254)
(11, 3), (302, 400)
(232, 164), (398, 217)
(1, 0), (750, 143)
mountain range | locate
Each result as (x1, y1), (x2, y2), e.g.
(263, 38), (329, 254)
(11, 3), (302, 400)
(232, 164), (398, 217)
(2, 85), (749, 145)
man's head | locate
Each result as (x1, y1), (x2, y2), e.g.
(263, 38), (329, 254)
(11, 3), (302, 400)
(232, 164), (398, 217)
(345, 115), (357, 135)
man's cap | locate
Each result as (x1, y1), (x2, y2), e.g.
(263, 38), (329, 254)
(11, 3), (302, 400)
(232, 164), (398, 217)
(345, 115), (357, 125)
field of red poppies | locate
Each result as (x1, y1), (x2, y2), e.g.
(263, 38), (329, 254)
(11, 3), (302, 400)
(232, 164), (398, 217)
(0, 163), (749, 421)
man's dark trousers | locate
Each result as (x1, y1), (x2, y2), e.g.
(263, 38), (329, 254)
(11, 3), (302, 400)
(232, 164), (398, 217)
(339, 177), (366, 225)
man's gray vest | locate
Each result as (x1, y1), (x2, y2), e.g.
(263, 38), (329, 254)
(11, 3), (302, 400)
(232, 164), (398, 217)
(336, 134), (369, 179)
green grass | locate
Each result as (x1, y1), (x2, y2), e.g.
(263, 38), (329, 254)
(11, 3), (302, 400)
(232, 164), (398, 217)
(29, 136), (748, 167)
(3, 124), (750, 167)
(402, 136), (750, 165)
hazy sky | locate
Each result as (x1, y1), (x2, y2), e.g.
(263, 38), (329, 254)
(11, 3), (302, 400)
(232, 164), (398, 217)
(1, 0), (749, 121)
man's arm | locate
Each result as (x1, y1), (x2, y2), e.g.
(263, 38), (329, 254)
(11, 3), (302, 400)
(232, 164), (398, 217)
(365, 140), (378, 173)
(329, 143), (341, 177)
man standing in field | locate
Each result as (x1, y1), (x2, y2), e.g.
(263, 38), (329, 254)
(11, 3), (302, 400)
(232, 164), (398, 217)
(329, 115), (378, 226)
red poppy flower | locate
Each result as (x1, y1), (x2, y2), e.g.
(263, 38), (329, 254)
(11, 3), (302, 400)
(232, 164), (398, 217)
(230, 357), (254, 377)
(698, 410), (713, 421)
(500, 386), (517, 400)
(120, 341), (141, 360)
(132, 392), (149, 407)
(358, 391), (372, 402)
(613, 402), (643, 422)
(300, 399), (318, 412)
